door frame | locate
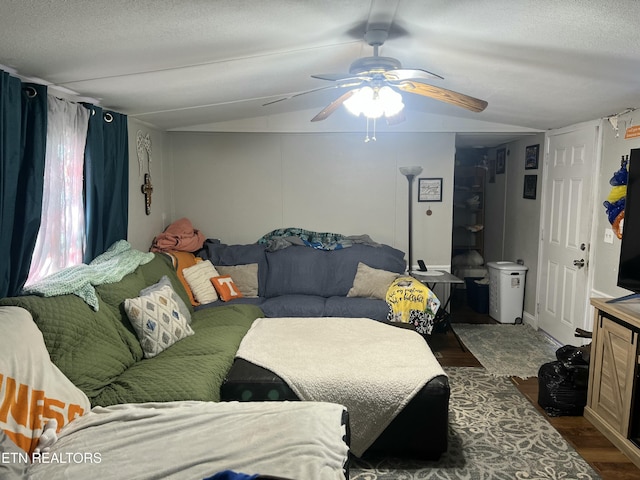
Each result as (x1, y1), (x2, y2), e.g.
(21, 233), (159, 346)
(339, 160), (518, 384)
(534, 119), (604, 338)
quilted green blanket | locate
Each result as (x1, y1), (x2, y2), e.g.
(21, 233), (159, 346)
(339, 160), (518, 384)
(2, 253), (263, 406)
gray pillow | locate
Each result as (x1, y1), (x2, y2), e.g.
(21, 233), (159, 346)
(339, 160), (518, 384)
(216, 264), (259, 297)
(347, 262), (399, 300)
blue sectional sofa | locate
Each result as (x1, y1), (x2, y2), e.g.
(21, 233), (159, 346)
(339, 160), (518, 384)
(196, 239), (407, 320)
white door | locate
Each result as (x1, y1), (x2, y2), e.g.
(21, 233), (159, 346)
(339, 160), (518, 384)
(538, 123), (598, 345)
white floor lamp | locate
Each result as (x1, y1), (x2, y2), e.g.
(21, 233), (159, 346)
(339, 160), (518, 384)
(399, 166), (423, 272)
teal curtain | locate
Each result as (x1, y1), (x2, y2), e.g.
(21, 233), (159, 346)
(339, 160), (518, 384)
(83, 108), (129, 262)
(0, 71), (47, 297)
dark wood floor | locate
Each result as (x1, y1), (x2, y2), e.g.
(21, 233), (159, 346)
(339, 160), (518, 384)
(428, 294), (640, 480)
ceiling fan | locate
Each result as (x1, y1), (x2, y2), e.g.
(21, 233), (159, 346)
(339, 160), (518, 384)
(265, 29), (488, 122)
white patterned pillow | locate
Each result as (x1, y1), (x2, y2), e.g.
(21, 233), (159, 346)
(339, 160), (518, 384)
(140, 275), (192, 324)
(182, 260), (220, 303)
(124, 285), (194, 358)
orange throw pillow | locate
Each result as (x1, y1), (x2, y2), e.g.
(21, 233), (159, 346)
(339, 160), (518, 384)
(210, 276), (244, 302)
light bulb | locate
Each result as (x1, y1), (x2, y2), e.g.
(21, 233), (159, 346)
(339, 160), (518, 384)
(379, 86), (404, 117)
(344, 86), (404, 120)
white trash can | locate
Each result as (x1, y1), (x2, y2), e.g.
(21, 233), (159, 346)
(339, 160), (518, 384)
(487, 261), (528, 324)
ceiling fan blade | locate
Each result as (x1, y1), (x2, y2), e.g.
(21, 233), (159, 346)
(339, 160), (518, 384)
(311, 73), (370, 82)
(311, 90), (356, 122)
(263, 85), (335, 106)
(395, 81), (488, 112)
(263, 81), (363, 107)
(383, 68), (443, 82)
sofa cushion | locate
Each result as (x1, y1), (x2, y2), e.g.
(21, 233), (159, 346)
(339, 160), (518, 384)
(0, 306), (91, 455)
(136, 254), (195, 315)
(347, 262), (400, 300)
(94, 263), (149, 310)
(259, 295), (327, 317)
(0, 294), (138, 404)
(195, 297), (265, 311)
(264, 244), (406, 298)
(124, 284), (195, 359)
(324, 296), (391, 321)
(216, 264), (259, 297)
(94, 254), (197, 362)
(92, 304), (262, 405)
(264, 247), (334, 298)
(326, 244), (406, 296)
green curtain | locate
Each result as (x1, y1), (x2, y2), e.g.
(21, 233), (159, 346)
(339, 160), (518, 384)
(0, 71), (47, 297)
(83, 108), (129, 262)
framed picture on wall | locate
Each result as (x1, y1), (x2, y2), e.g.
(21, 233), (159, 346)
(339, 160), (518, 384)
(525, 144), (539, 169)
(496, 148), (506, 174)
(523, 174), (538, 199)
(418, 177), (443, 202)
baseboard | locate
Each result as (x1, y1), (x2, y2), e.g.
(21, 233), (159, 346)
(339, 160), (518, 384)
(523, 310), (537, 329)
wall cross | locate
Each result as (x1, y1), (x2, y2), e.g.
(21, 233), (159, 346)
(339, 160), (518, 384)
(141, 173), (153, 215)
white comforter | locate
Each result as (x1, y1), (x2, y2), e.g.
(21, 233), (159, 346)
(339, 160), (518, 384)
(235, 317), (447, 457)
(27, 401), (349, 480)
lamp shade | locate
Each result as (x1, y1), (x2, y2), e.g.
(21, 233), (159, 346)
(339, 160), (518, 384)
(399, 166), (423, 177)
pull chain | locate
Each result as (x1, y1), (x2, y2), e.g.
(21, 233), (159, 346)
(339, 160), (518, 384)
(364, 117), (378, 143)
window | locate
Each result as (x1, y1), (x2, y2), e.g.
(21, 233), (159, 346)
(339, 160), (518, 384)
(25, 96), (90, 286)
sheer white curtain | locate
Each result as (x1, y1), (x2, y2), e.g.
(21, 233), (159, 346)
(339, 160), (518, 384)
(26, 96), (90, 285)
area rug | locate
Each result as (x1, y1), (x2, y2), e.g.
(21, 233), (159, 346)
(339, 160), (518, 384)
(452, 323), (561, 378)
(349, 367), (601, 480)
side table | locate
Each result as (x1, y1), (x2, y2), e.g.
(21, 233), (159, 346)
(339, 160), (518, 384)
(412, 270), (465, 350)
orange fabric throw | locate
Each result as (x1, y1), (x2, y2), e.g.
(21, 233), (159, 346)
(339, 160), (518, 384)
(163, 251), (201, 306)
(151, 218), (205, 253)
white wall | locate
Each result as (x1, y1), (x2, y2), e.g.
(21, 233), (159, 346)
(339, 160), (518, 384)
(592, 112), (640, 298)
(124, 115), (638, 315)
(166, 131), (456, 268)
(482, 133), (545, 317)
(126, 118), (172, 252)
(484, 147), (507, 264)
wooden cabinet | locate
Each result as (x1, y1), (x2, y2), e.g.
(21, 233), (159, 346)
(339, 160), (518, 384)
(585, 298), (640, 468)
(452, 165), (485, 258)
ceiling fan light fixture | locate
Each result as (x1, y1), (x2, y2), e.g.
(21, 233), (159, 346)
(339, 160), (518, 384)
(378, 86), (404, 117)
(343, 86), (404, 119)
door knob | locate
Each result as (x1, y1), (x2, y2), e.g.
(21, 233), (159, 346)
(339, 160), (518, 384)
(573, 259), (585, 268)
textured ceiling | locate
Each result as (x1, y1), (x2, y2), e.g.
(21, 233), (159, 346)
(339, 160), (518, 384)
(1, 0), (639, 144)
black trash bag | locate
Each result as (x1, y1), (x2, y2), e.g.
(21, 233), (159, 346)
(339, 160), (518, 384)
(556, 344), (591, 366)
(537, 360), (588, 417)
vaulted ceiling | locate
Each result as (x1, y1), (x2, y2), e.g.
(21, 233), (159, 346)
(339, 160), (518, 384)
(1, 0), (639, 146)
